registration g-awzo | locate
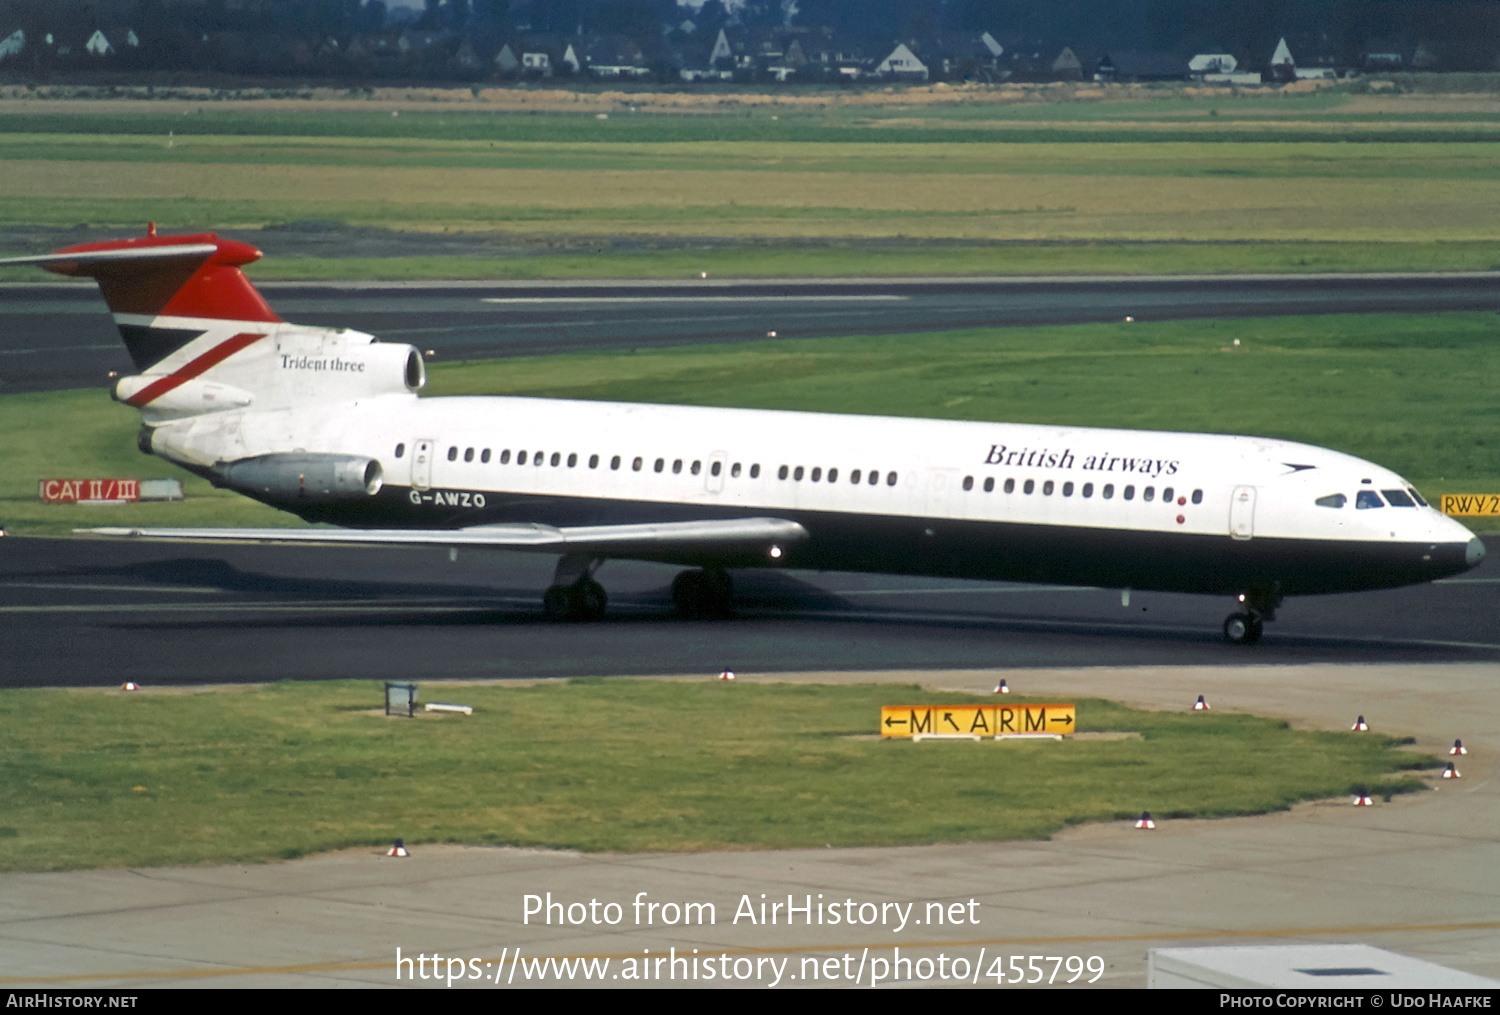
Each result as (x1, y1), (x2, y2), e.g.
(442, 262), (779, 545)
(1, 229), (1484, 643)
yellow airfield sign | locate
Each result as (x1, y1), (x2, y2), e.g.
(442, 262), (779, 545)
(1441, 494), (1500, 517)
(880, 704), (1076, 739)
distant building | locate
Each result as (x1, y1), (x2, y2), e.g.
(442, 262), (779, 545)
(1189, 53), (1236, 74)
(874, 43), (927, 81)
(1051, 46), (1083, 80)
(0, 29), (24, 62)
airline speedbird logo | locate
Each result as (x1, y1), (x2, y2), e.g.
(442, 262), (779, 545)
(123, 331), (265, 407)
(984, 444), (1179, 478)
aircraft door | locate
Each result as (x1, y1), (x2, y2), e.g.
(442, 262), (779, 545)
(706, 452), (728, 494)
(925, 468), (967, 520)
(1229, 485), (1256, 541)
(411, 438), (435, 490)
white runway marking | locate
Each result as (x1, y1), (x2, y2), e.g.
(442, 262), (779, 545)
(0, 597), (533, 614)
(0, 582), (226, 594)
(481, 295), (908, 305)
(836, 585), (1092, 596)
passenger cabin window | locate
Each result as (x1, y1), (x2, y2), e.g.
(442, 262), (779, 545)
(654, 458), (665, 473)
(778, 465), (789, 480)
(1004, 478), (1015, 494)
(1191, 489), (1203, 505)
(826, 467), (836, 483)
(794, 466), (805, 481)
(1063, 481), (1074, 496)
(1356, 490), (1385, 510)
(395, 443), (405, 458)
(851, 469), (862, 484)
(983, 477), (994, 493)
(589, 454), (599, 469)
(1083, 483), (1093, 498)
(1382, 489), (1415, 507)
(712, 462), (723, 477)
(1162, 487), (1173, 503)
(501, 450), (512, 465)
(1103, 484), (1115, 499)
(567, 453), (577, 468)
(811, 467), (821, 482)
(672, 459), (683, 475)
(1123, 485), (1135, 501)
(447, 447), (458, 461)
(886, 471), (898, 487)
(962, 476), (974, 491)
(1143, 486), (1154, 502)
(632, 457), (643, 472)
(534, 452), (544, 467)
(1023, 479), (1035, 495)
(750, 464), (761, 479)
(730, 463), (740, 478)
(611, 455), (621, 470)
(481, 449), (491, 464)
(550, 452), (560, 467)
(1316, 493), (1347, 508)
(464, 448), (474, 462)
(868, 470), (879, 486)
(692, 461), (702, 476)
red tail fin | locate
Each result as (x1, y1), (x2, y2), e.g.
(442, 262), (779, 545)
(1, 228), (282, 370)
(44, 230), (281, 322)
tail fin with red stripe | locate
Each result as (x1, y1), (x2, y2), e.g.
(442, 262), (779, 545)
(3, 227), (424, 472)
(1, 224), (281, 371)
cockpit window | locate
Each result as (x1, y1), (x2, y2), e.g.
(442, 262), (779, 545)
(1315, 493), (1346, 508)
(1382, 489), (1415, 507)
(1356, 490), (1385, 510)
(1407, 487), (1429, 507)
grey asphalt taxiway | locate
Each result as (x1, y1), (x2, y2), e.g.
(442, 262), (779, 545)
(1, 664), (1495, 989)
(0, 535), (1497, 687)
(4, 272), (1500, 393)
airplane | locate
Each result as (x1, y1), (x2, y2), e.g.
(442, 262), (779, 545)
(1, 227), (1485, 644)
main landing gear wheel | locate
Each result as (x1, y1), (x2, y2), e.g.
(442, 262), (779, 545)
(1222, 612), (1264, 645)
(672, 568), (733, 619)
(543, 580), (607, 621)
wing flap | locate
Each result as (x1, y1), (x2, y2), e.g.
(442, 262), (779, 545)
(78, 517), (809, 560)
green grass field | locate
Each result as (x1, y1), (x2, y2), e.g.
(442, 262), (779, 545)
(2, 91), (1500, 274)
(0, 679), (1437, 871)
(2, 312), (1495, 536)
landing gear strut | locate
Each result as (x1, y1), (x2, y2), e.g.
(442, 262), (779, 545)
(1222, 583), (1282, 646)
(543, 554), (607, 621)
(672, 568), (733, 619)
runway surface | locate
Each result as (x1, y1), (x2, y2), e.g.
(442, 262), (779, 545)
(4, 273), (1500, 393)
(2, 664), (1495, 989)
(1, 535), (1496, 688)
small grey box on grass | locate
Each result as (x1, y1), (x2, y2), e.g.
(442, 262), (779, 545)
(385, 682), (417, 718)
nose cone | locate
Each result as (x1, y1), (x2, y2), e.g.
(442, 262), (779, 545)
(1467, 537), (1486, 568)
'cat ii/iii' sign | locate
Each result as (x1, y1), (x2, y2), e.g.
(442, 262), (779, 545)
(880, 704), (1076, 739)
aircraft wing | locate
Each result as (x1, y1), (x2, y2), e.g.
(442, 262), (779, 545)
(77, 517), (808, 563)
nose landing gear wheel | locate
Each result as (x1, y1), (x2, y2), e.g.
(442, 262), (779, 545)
(1223, 612), (1264, 645)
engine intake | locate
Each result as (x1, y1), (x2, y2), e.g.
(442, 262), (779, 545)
(212, 453), (384, 503)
